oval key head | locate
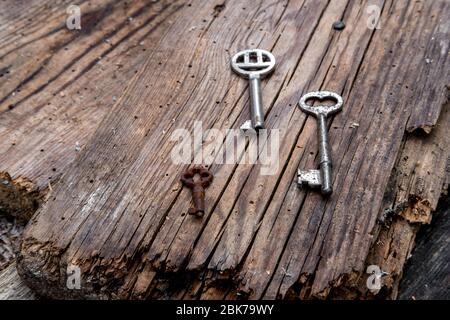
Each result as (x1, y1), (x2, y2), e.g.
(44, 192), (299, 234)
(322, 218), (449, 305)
(298, 91), (343, 117)
(231, 49), (275, 79)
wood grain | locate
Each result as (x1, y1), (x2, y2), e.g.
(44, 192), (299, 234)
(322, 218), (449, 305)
(398, 195), (450, 300)
(0, 0), (181, 189)
(0, 263), (36, 300)
(0, 0), (448, 299)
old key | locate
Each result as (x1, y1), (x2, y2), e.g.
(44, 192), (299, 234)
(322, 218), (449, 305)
(297, 91), (343, 196)
(180, 166), (213, 217)
(231, 49), (276, 131)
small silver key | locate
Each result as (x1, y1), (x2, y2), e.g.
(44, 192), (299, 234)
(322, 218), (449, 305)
(297, 91), (343, 195)
(231, 49), (276, 131)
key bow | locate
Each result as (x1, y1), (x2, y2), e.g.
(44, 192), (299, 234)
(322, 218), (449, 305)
(298, 91), (343, 117)
(180, 166), (213, 217)
(180, 166), (213, 188)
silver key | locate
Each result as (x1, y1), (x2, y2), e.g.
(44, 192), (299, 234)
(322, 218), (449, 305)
(231, 49), (276, 131)
(297, 91), (343, 195)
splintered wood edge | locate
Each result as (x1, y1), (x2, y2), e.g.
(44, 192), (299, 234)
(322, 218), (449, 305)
(2, 1), (449, 299)
(0, 172), (42, 222)
(320, 101), (450, 299)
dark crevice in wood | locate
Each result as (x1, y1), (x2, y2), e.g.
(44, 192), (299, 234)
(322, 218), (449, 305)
(59, 3), (181, 94)
(3, 0), (447, 300)
(0, 14), (65, 58)
(1, 0), (173, 113)
(286, 0), (330, 86)
(0, 61), (48, 110)
(274, 0), (290, 28)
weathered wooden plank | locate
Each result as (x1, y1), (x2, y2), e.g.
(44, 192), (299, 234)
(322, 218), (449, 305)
(17, 0), (250, 298)
(152, 0), (342, 273)
(259, 0), (449, 299)
(395, 104), (450, 224)
(0, 263), (36, 300)
(0, 0), (180, 189)
(0, 0), (184, 298)
(355, 101), (449, 299)
(398, 195), (450, 300)
(0, 0), (447, 300)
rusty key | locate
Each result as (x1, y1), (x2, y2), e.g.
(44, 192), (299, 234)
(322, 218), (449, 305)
(180, 166), (213, 217)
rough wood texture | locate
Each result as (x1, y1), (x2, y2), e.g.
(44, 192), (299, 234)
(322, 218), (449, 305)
(0, 216), (25, 270)
(0, 0), (180, 190)
(398, 195), (450, 300)
(0, 0), (449, 299)
(343, 101), (450, 299)
(0, 172), (40, 222)
(0, 263), (36, 300)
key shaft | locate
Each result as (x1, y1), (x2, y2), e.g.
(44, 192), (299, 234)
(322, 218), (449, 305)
(317, 113), (333, 195)
(230, 49), (275, 132)
(248, 74), (265, 130)
(190, 184), (206, 215)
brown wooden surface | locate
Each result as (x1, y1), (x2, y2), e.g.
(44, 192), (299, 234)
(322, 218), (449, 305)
(0, 0), (449, 299)
(0, 263), (36, 300)
(399, 195), (450, 300)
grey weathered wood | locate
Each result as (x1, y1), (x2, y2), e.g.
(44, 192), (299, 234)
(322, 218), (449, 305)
(0, 263), (36, 300)
(357, 102), (450, 299)
(0, 0), (181, 190)
(0, 0), (182, 299)
(398, 195), (450, 300)
(0, 0), (448, 300)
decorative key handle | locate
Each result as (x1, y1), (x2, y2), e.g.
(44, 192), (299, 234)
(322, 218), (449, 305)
(297, 91), (343, 195)
(231, 49), (276, 131)
(180, 166), (213, 217)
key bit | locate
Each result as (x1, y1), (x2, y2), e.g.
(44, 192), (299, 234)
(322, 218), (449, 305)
(180, 166), (213, 217)
(230, 49), (276, 132)
(298, 170), (321, 188)
(297, 91), (343, 196)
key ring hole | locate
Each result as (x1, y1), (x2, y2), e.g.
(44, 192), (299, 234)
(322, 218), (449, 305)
(298, 91), (343, 117)
(182, 172), (194, 179)
(231, 49), (276, 78)
(200, 172), (211, 178)
(304, 96), (338, 108)
(249, 52), (258, 63)
(262, 54), (271, 62)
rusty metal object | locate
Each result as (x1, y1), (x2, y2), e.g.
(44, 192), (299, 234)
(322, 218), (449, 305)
(180, 166), (213, 217)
